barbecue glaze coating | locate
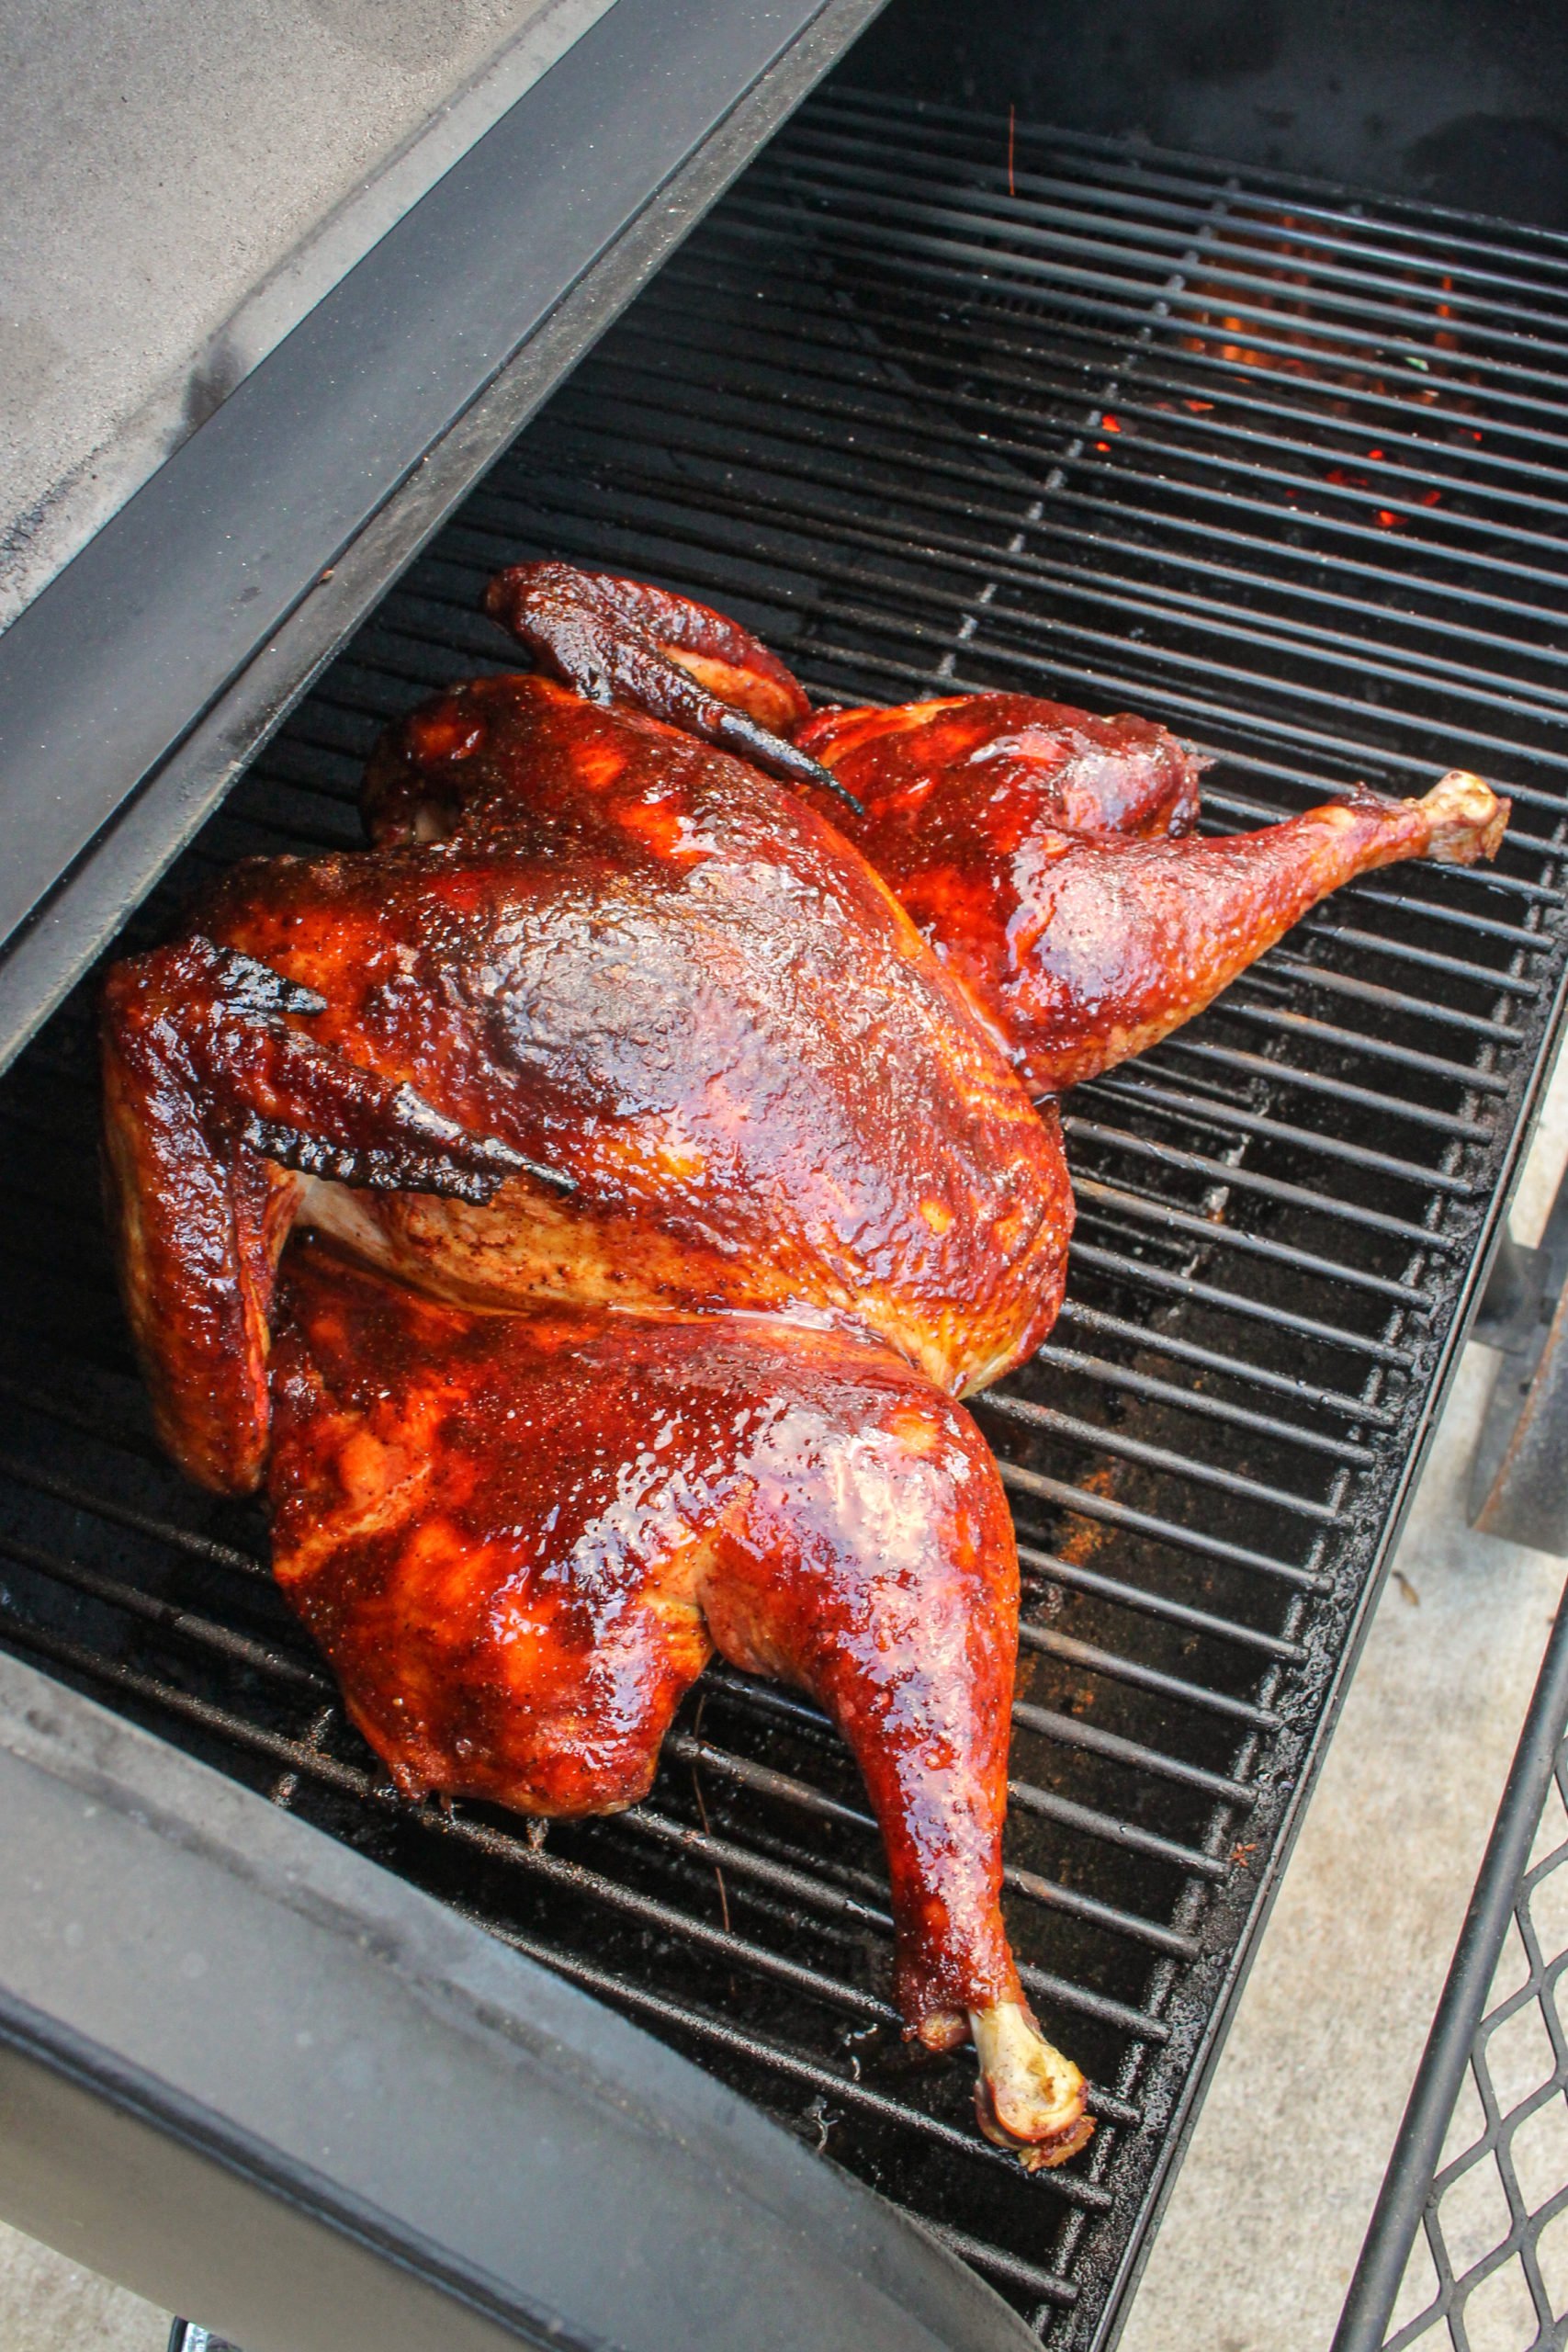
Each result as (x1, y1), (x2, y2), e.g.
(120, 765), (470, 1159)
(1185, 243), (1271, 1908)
(802, 764), (1511, 1093)
(794, 692), (1206, 844)
(490, 564), (1509, 1096)
(105, 557), (1510, 2177)
(270, 1238), (1091, 2165)
(102, 676), (1069, 1492)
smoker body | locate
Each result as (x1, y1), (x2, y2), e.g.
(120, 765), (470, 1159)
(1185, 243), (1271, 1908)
(4, 4), (1568, 2347)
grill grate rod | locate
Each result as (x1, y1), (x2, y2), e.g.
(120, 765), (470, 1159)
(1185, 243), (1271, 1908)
(727, 173), (1568, 407)
(1010, 1699), (1257, 1807)
(772, 113), (1568, 340)
(567, 302), (1568, 634)
(1145, 1041), (1493, 1138)
(0, 1597), (1150, 2188)
(1051, 1298), (1402, 1425)
(1065, 1241), (1416, 1365)
(1030, 1343), (1380, 1465)
(485, 440), (1568, 751)
(478, 448), (1568, 786)
(513, 382), (1568, 730)
(0, 1506), (1203, 1990)
(637, 249), (1568, 621)
(819, 90), (1568, 274)
(1073, 1177), (1437, 1308)
(1003, 1463), (1321, 1589)
(1063, 1119), (1465, 1256)
(649, 238), (1568, 479)
(981, 1394), (1342, 1523)
(1018, 1623), (1281, 1732)
(1086, 1076), (1478, 1198)
(1020, 1549), (1308, 1665)
(1255, 957), (1524, 1045)
(1292, 924), (1541, 999)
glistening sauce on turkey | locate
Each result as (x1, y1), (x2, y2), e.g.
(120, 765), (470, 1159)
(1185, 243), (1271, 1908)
(101, 560), (1509, 2171)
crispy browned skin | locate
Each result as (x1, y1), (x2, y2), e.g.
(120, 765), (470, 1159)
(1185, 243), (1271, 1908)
(488, 565), (1508, 1096)
(795, 693), (1206, 843)
(102, 678), (1069, 1490)
(268, 1238), (1091, 2165)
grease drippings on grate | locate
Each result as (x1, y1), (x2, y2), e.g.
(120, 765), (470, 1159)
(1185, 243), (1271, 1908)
(2, 89), (1567, 2348)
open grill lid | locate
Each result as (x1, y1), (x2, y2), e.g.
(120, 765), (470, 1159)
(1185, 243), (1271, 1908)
(0, 0), (888, 1073)
(3, 64), (1568, 2352)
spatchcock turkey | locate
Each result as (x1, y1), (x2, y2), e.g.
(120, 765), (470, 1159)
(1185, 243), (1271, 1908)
(102, 560), (1506, 2169)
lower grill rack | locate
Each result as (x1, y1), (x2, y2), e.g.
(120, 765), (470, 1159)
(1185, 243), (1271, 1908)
(4, 83), (1568, 2350)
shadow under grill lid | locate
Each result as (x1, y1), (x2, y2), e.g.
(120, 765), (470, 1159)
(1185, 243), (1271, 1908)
(2, 83), (1566, 2350)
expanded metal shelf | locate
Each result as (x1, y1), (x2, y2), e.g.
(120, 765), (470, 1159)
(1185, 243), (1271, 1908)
(1337, 1586), (1568, 2352)
(5, 85), (1568, 2350)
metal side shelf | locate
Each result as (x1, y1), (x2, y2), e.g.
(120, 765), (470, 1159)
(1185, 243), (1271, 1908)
(1337, 1580), (1568, 2351)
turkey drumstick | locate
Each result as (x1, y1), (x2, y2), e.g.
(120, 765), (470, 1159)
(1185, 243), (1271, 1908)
(270, 1239), (1093, 2167)
(795, 760), (1508, 1094)
(488, 562), (1508, 1092)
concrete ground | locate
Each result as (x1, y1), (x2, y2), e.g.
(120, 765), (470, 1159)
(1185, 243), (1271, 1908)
(5, 1064), (1566, 2350)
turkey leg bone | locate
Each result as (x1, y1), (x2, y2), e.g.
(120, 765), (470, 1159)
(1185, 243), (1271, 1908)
(269, 1241), (1093, 2168)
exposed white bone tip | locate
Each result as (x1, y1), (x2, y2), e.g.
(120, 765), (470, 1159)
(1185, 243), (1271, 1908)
(1417, 769), (1507, 865)
(970, 1999), (1094, 2171)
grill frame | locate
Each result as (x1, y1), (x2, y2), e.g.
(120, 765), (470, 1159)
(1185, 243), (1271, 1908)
(4, 85), (1568, 2352)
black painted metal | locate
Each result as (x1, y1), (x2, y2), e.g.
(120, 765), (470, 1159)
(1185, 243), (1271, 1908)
(5, 84), (1568, 2352)
(1471, 1158), (1568, 1555)
(0, 1652), (1028, 2352)
(1334, 1585), (1568, 2352)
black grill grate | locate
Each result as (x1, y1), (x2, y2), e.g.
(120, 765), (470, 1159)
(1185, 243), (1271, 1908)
(4, 85), (1568, 2348)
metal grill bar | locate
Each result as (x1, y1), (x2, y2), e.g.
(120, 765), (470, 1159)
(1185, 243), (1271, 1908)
(1061, 1118), (1464, 1255)
(1087, 1075), (1480, 1196)
(4, 89), (1568, 2352)
(461, 465), (1568, 788)
(1029, 1344), (1380, 1465)
(770, 118), (1568, 338)
(494, 403), (1568, 728)
(1017, 1549), (1307, 1664)
(1052, 1297), (1402, 1422)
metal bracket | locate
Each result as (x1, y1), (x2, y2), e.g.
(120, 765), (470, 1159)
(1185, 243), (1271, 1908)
(1469, 1157), (1568, 1553)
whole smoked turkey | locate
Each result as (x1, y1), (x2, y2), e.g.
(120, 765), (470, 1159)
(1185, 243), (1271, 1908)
(103, 560), (1507, 2170)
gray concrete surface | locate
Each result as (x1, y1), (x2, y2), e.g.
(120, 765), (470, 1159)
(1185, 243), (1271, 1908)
(0, 0), (614, 626)
(0, 2213), (166, 2352)
(1, 1070), (1562, 2346)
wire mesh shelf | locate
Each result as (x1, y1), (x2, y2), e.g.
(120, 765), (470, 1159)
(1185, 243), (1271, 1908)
(1337, 1584), (1568, 2352)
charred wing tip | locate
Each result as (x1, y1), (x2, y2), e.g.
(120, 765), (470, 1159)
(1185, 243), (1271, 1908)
(714, 707), (866, 817)
(520, 1154), (576, 1194)
(213, 946), (328, 1019)
(808, 762), (868, 821)
(465, 1135), (574, 1193)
